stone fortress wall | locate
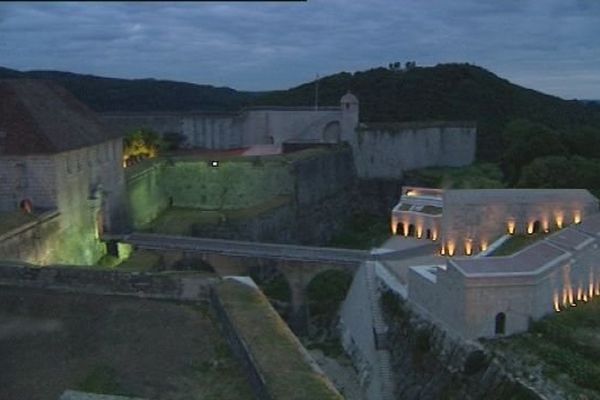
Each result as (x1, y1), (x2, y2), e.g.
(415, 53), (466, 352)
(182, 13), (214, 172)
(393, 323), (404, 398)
(441, 189), (598, 256)
(102, 106), (346, 150)
(391, 187), (599, 257)
(126, 147), (357, 245)
(0, 138), (126, 265)
(352, 122), (476, 179)
(100, 94), (476, 179)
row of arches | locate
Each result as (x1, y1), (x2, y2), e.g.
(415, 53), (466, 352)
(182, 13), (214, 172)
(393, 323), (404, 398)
(508, 212), (582, 236)
(395, 222), (436, 240)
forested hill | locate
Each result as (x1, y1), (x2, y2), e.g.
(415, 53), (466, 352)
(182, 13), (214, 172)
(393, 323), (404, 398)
(254, 64), (600, 161)
(0, 67), (257, 112)
(2, 63), (600, 161)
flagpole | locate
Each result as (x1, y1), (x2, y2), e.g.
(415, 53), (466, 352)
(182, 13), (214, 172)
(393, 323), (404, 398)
(314, 73), (319, 111)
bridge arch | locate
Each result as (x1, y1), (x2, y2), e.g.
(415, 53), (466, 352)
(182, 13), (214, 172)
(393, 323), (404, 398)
(305, 269), (354, 336)
(248, 263), (292, 318)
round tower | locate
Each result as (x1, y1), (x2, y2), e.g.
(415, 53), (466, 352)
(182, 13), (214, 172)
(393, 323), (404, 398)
(340, 91), (359, 143)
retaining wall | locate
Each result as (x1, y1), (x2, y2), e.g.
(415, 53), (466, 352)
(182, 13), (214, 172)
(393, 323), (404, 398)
(0, 263), (214, 302)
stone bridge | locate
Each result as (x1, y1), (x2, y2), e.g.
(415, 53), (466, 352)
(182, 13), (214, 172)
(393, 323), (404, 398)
(108, 233), (369, 330)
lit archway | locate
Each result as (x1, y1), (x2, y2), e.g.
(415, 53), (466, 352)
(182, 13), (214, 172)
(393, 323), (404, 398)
(396, 222), (405, 236)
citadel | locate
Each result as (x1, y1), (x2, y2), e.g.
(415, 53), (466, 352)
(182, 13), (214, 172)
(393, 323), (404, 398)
(1, 78), (599, 400)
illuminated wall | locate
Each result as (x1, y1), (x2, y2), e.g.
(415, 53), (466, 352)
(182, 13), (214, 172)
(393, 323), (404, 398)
(127, 162), (169, 229)
(160, 160), (294, 210)
(441, 189), (599, 256)
(407, 214), (600, 339)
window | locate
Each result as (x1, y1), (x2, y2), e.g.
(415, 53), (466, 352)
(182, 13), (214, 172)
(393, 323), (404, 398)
(0, 130), (6, 154)
(16, 162), (27, 189)
(495, 312), (506, 335)
(66, 155), (72, 173)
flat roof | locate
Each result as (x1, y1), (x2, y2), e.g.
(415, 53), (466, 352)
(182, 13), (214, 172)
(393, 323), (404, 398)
(545, 228), (595, 252)
(450, 241), (568, 276)
(575, 212), (600, 237)
(444, 189), (597, 205)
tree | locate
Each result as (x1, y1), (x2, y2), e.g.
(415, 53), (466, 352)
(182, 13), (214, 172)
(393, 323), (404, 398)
(517, 156), (600, 190)
(562, 126), (600, 159)
(501, 119), (568, 184)
(123, 129), (162, 166)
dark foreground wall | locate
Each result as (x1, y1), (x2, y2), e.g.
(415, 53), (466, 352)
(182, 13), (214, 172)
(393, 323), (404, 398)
(0, 263), (215, 301)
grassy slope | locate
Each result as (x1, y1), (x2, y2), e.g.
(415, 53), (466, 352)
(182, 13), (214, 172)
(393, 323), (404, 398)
(487, 300), (600, 399)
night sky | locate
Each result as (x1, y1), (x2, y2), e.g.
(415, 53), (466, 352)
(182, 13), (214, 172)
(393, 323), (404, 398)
(1, 1), (599, 99)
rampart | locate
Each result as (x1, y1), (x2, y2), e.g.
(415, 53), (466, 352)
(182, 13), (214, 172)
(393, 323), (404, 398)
(353, 122), (476, 179)
(126, 147), (357, 245)
(212, 278), (342, 400)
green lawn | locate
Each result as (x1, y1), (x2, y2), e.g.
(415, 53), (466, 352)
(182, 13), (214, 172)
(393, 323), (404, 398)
(491, 234), (545, 256)
(142, 196), (291, 236)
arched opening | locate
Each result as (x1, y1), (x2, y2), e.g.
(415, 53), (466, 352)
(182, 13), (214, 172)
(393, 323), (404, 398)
(306, 269), (353, 338)
(426, 229), (432, 239)
(322, 121), (341, 143)
(396, 222), (405, 236)
(248, 264), (292, 318)
(495, 312), (506, 335)
(19, 198), (33, 214)
(407, 224), (416, 237)
(532, 220), (541, 234)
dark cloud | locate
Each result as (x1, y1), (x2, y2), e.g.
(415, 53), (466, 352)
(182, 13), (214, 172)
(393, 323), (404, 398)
(0, 1), (598, 99)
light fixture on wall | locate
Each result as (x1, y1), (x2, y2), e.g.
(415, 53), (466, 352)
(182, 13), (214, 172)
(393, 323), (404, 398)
(464, 240), (473, 256)
(507, 220), (516, 235)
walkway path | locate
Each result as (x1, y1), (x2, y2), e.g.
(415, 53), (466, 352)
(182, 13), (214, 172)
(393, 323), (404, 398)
(111, 233), (369, 265)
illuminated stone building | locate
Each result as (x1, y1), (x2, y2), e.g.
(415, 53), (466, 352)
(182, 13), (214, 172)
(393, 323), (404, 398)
(390, 186), (600, 338)
(0, 79), (126, 264)
(408, 213), (600, 339)
(392, 187), (598, 256)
